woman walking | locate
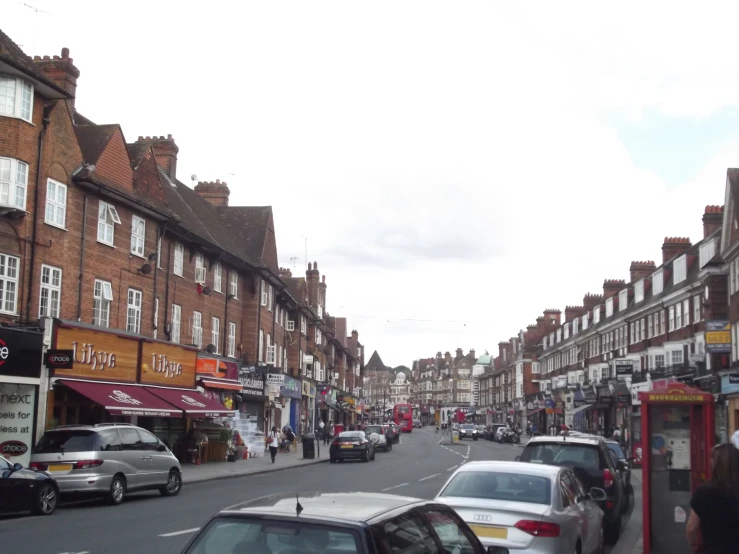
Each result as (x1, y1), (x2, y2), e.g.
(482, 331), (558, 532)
(267, 426), (280, 463)
(687, 443), (739, 553)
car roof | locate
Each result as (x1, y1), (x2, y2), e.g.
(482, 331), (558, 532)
(455, 460), (562, 479)
(526, 435), (604, 446)
(223, 492), (434, 523)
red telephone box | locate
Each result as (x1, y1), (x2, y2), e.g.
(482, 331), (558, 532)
(639, 381), (714, 554)
(333, 424), (345, 435)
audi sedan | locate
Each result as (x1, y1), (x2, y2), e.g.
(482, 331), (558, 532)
(435, 461), (606, 553)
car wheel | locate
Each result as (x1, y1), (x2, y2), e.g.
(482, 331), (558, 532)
(620, 491), (629, 514)
(604, 514), (621, 544)
(107, 475), (126, 505)
(32, 482), (58, 515)
(159, 470), (182, 497)
(362, 451), (370, 462)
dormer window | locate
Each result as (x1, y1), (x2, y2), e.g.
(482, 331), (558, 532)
(563, 323), (570, 340)
(572, 317), (579, 335)
(582, 313), (589, 330)
(594, 306), (601, 324)
(0, 76), (33, 122)
(700, 239), (716, 268)
(543, 336), (548, 349)
(635, 279), (644, 303)
(556, 329), (562, 343)
(606, 297), (614, 318)
(673, 255), (687, 284)
(0, 157), (28, 212)
(619, 289), (628, 312)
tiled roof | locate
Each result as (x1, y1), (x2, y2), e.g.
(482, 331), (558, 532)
(75, 124), (119, 165)
(217, 206), (271, 263)
(364, 350), (386, 371)
(284, 277), (308, 306)
(0, 29), (69, 97)
(126, 142), (149, 168)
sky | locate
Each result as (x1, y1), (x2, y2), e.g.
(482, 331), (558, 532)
(5, 1), (739, 367)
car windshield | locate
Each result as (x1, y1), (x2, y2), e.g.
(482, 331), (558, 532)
(34, 430), (98, 454)
(439, 471), (551, 505)
(606, 442), (625, 459)
(184, 517), (362, 554)
(461, 425), (475, 430)
(522, 443), (602, 470)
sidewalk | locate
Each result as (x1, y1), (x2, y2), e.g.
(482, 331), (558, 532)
(612, 469), (643, 554)
(183, 446), (328, 484)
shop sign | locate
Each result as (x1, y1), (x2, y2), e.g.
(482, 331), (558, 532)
(0, 382), (34, 467)
(697, 376), (719, 394)
(309, 384), (316, 398)
(44, 349), (73, 369)
(196, 357), (238, 380)
(140, 341), (197, 388)
(0, 327), (44, 380)
(617, 393), (631, 404)
(706, 320), (731, 353)
(721, 374), (739, 395)
(544, 398), (555, 409)
(266, 373), (285, 387)
(585, 395), (597, 404)
(646, 392), (708, 403)
(280, 376), (302, 399)
(615, 361), (634, 377)
(55, 326), (138, 382)
(527, 402), (534, 410)
(240, 376), (265, 395)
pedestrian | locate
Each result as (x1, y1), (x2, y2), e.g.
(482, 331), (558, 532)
(731, 429), (739, 449)
(687, 443), (739, 554)
(267, 426), (280, 463)
(329, 422), (335, 442)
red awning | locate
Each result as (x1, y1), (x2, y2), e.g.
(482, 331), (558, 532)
(198, 376), (243, 391)
(58, 380), (181, 418)
(145, 386), (234, 417)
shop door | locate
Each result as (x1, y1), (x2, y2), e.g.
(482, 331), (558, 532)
(290, 399), (299, 432)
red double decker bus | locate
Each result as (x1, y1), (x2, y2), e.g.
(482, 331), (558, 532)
(393, 403), (413, 432)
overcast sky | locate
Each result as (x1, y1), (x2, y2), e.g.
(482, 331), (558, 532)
(5, 1), (738, 367)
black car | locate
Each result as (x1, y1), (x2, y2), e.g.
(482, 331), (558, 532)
(387, 423), (400, 444)
(0, 455), (58, 516)
(413, 420), (422, 428)
(519, 434), (626, 544)
(181, 492), (491, 554)
(458, 424), (479, 441)
(605, 440), (632, 506)
(330, 431), (376, 463)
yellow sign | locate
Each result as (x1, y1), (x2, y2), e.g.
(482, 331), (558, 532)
(648, 393), (706, 402)
(706, 331), (731, 344)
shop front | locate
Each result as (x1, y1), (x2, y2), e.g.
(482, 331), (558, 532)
(0, 327), (45, 468)
(280, 375), (302, 432)
(720, 373), (739, 440)
(239, 371), (267, 432)
(265, 373), (285, 429)
(301, 380), (315, 435)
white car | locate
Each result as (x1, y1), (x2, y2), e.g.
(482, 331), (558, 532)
(435, 460), (606, 554)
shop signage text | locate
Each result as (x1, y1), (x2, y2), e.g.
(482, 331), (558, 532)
(647, 393), (707, 402)
(706, 320), (731, 353)
(55, 327), (138, 382)
(615, 361), (634, 376)
(240, 376), (265, 395)
(0, 383), (34, 467)
(266, 374), (285, 386)
(721, 374), (739, 395)
(141, 341), (197, 388)
(0, 328), (44, 380)
(280, 376), (302, 400)
(44, 349), (73, 369)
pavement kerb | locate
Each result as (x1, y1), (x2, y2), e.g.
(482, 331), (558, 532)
(184, 457), (329, 485)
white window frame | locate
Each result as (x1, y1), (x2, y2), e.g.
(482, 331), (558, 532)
(173, 243), (184, 276)
(316, 328), (322, 345)
(153, 298), (159, 339)
(97, 200), (120, 246)
(670, 349), (684, 366)
(227, 322), (236, 358)
(634, 280), (644, 303)
(669, 306), (675, 332)
(619, 289), (628, 312)
(229, 272), (239, 298)
(171, 304), (181, 343)
(126, 288), (142, 334)
(683, 299), (690, 327)
(673, 255), (687, 284)
(572, 318), (579, 335)
(267, 283), (273, 311)
(258, 329), (264, 362)
(0, 157), (28, 211)
(606, 297), (614, 318)
(652, 269), (664, 295)
(300, 315), (307, 334)
(156, 235), (162, 269)
(640, 318), (645, 341)
(130, 215), (146, 257)
(647, 314), (654, 338)
(593, 306), (601, 324)
(213, 263), (222, 293)
(699, 238), (716, 269)
(693, 295), (701, 324)
(260, 279), (268, 306)
(287, 319), (295, 332)
(192, 311), (202, 348)
(676, 302), (682, 329)
(211, 317), (220, 354)
(93, 279), (113, 327)
(44, 179), (67, 229)
(39, 264), (62, 318)
(194, 253), (206, 284)
(582, 313), (589, 331)
(266, 334), (274, 365)
(0, 76), (33, 121)
(660, 310), (666, 335)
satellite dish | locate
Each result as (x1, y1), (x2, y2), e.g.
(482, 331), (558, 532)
(205, 343), (217, 354)
(191, 174), (198, 181)
(139, 263), (153, 275)
(202, 286), (212, 296)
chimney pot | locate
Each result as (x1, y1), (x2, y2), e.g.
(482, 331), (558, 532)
(703, 205), (724, 238)
(662, 237), (692, 264)
(33, 48), (80, 113)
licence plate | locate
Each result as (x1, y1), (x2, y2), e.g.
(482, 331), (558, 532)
(341, 445), (353, 449)
(469, 525), (508, 539)
(47, 463), (73, 472)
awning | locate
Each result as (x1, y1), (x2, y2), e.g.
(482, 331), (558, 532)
(566, 403), (594, 416)
(525, 408), (544, 416)
(58, 379), (181, 418)
(198, 376), (243, 391)
(145, 386), (235, 417)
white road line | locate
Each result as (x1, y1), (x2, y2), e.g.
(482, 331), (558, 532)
(382, 482), (409, 491)
(159, 528), (200, 538)
(419, 473), (441, 482)
(446, 465), (458, 472)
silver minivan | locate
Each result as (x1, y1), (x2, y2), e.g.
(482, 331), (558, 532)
(30, 423), (182, 505)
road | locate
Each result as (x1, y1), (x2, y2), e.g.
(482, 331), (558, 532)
(0, 429), (635, 554)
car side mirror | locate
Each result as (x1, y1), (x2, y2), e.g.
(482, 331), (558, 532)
(589, 487), (608, 502)
(617, 460), (629, 471)
(514, 455), (521, 462)
(12, 462), (22, 472)
(157, 444), (168, 452)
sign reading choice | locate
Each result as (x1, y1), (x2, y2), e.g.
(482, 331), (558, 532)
(0, 383), (34, 468)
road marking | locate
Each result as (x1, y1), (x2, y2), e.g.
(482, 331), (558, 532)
(419, 473), (441, 481)
(159, 528), (200, 537)
(58, 552), (90, 554)
(446, 465), (458, 471)
(382, 482), (409, 491)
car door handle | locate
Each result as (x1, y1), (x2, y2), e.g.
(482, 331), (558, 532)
(141, 456), (153, 461)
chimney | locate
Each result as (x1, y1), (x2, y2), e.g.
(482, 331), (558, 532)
(194, 178), (230, 207)
(564, 305), (584, 322)
(543, 309), (561, 327)
(703, 205), (723, 238)
(630, 261), (656, 283)
(436, 352), (442, 359)
(662, 237), (692, 264)
(535, 316), (546, 333)
(603, 279), (626, 298)
(351, 329), (358, 340)
(583, 293), (603, 312)
(469, 349), (476, 360)
(33, 47), (80, 113)
(444, 352), (452, 366)
(278, 267), (292, 278)
(455, 348), (463, 360)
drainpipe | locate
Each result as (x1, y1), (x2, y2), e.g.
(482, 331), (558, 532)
(152, 225), (164, 336)
(163, 240), (173, 340)
(25, 105), (53, 322)
(222, 268), (229, 355)
(75, 194), (88, 320)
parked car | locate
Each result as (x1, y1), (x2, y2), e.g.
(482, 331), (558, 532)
(486, 424), (506, 441)
(605, 439), (632, 511)
(458, 424), (479, 441)
(380, 424), (395, 446)
(413, 420), (423, 428)
(30, 422), (182, 505)
(181, 492), (491, 554)
(518, 434), (625, 544)
(436, 461), (606, 553)
(494, 426), (508, 443)
(330, 431), (376, 463)
(363, 425), (391, 452)
(1, 455), (59, 516)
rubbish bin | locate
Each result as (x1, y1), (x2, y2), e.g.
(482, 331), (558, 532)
(302, 434), (316, 459)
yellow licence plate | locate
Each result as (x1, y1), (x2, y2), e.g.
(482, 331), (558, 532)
(47, 463), (73, 472)
(469, 525), (508, 539)
(341, 445), (353, 449)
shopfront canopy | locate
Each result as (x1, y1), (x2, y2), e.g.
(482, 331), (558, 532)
(145, 387), (235, 417)
(58, 379), (181, 417)
(198, 376), (243, 391)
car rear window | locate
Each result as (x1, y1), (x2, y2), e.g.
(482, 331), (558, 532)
(336, 432), (364, 441)
(364, 426), (383, 435)
(522, 443), (602, 470)
(35, 430), (98, 454)
(606, 442), (625, 459)
(184, 517), (361, 554)
(439, 471), (551, 505)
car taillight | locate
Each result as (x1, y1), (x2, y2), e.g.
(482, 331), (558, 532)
(30, 462), (47, 471)
(604, 468), (614, 488)
(75, 460), (104, 470)
(514, 520), (560, 538)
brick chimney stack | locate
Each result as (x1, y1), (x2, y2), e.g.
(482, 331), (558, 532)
(603, 279), (626, 298)
(136, 135), (179, 181)
(583, 293), (603, 312)
(662, 237), (692, 264)
(564, 305), (585, 322)
(543, 309), (561, 327)
(629, 261), (656, 283)
(306, 262), (320, 307)
(469, 349), (476, 360)
(33, 47), (80, 113)
(703, 205), (724, 238)
(278, 267), (292, 278)
(194, 178), (230, 207)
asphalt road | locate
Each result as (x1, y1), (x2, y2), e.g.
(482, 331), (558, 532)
(0, 429), (635, 554)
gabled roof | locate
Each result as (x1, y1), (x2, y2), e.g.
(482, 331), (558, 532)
(0, 29), (69, 98)
(217, 206), (272, 263)
(284, 276), (309, 307)
(364, 350), (387, 371)
(75, 124), (119, 165)
(475, 353), (493, 365)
